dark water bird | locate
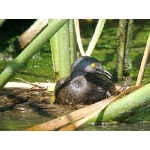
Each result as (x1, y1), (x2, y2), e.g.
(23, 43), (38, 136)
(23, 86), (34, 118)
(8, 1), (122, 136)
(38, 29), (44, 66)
(55, 56), (116, 105)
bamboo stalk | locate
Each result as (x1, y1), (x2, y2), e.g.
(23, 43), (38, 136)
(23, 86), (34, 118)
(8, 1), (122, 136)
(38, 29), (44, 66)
(85, 19), (106, 56)
(116, 19), (127, 80)
(50, 33), (59, 81)
(74, 19), (85, 56)
(0, 19), (69, 89)
(136, 34), (150, 86)
(50, 19), (77, 82)
(49, 20), (59, 82)
(58, 21), (71, 79)
(69, 19), (77, 64)
(88, 84), (148, 123)
(124, 19), (133, 77)
(13, 19), (48, 53)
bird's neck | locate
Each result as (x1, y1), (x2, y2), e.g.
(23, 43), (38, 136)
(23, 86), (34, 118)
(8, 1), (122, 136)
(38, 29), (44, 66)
(71, 71), (86, 79)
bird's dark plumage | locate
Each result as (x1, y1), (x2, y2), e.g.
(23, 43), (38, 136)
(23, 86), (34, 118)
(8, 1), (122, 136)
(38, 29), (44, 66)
(55, 56), (116, 105)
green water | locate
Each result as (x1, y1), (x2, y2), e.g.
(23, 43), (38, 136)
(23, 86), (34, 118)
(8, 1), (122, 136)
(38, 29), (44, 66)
(76, 121), (150, 131)
(0, 111), (53, 131)
(0, 110), (150, 131)
(0, 19), (150, 131)
(0, 43), (55, 83)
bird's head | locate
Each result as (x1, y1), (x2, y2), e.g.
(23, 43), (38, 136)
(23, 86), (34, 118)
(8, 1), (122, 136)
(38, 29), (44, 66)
(71, 56), (112, 79)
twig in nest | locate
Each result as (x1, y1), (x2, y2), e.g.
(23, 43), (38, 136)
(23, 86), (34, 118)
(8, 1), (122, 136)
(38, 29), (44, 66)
(118, 77), (132, 92)
(16, 78), (46, 89)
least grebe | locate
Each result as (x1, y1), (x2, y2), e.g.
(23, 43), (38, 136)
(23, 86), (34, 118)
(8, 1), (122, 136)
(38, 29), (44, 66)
(55, 56), (116, 105)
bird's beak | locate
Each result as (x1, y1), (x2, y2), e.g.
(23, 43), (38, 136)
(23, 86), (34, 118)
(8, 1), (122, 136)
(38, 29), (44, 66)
(96, 66), (112, 79)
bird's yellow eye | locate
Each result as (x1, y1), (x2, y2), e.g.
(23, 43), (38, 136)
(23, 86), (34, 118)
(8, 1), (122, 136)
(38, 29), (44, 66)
(91, 63), (96, 68)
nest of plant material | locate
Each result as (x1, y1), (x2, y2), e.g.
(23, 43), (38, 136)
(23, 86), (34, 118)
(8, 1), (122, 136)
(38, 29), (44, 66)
(1, 84), (77, 118)
(1, 81), (144, 131)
